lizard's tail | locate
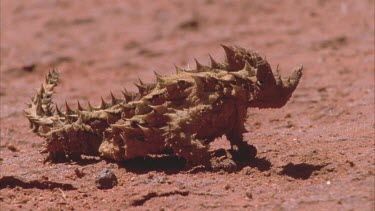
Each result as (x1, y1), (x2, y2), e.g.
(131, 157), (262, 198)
(24, 70), (108, 161)
(24, 70), (60, 136)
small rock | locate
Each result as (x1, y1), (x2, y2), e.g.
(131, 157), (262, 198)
(7, 144), (19, 152)
(285, 113), (292, 118)
(74, 168), (85, 178)
(95, 167), (118, 189)
(22, 63), (36, 72)
(263, 172), (271, 177)
(178, 18), (199, 30)
(245, 190), (253, 199)
(345, 160), (355, 167)
(147, 173), (154, 179)
(224, 184), (230, 190)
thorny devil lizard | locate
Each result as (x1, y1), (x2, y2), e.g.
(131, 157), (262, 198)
(24, 45), (302, 171)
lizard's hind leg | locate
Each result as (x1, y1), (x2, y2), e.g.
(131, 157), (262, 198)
(165, 133), (211, 167)
(166, 135), (239, 172)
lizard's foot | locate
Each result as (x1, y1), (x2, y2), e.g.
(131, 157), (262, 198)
(231, 143), (257, 162)
(46, 151), (69, 163)
(210, 156), (237, 172)
(66, 152), (82, 161)
(209, 149), (238, 172)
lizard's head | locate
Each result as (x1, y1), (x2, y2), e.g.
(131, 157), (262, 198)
(248, 63), (303, 108)
(221, 45), (303, 109)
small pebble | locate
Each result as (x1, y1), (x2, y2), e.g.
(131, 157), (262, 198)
(7, 144), (19, 152)
(75, 168), (85, 178)
(246, 190), (253, 199)
(95, 167), (118, 189)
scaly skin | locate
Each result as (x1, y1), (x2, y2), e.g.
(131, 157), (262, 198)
(24, 45), (303, 171)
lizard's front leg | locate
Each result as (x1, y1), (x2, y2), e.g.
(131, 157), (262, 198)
(226, 110), (257, 161)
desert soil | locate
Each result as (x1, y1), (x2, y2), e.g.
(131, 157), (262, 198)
(1, 0), (374, 210)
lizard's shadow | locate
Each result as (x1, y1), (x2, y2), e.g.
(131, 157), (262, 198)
(117, 155), (187, 174)
(116, 150), (272, 174)
(242, 156), (272, 172)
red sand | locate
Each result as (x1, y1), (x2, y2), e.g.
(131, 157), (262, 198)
(1, 0), (374, 210)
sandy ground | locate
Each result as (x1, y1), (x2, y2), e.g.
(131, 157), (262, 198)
(1, 0), (374, 210)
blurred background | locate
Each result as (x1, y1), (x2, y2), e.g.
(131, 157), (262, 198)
(1, 0), (373, 105)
